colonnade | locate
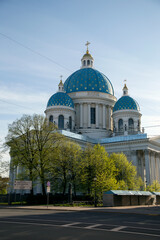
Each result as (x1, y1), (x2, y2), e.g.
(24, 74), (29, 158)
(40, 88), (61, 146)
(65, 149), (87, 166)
(129, 149), (160, 185)
(78, 103), (113, 130)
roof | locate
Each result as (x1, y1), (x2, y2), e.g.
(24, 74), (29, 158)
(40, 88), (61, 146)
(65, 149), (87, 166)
(152, 192), (160, 195)
(47, 92), (74, 108)
(64, 68), (114, 95)
(113, 95), (140, 112)
(104, 190), (152, 195)
(59, 130), (147, 144)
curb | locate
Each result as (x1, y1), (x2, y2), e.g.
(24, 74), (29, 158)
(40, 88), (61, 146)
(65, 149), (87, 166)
(1, 206), (160, 216)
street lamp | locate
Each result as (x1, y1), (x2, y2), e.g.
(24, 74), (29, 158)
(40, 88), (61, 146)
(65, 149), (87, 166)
(94, 177), (97, 207)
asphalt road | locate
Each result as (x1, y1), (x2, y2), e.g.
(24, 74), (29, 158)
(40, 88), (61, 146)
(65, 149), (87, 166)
(0, 208), (160, 240)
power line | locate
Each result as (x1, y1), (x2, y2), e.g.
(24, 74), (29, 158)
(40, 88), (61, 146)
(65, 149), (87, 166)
(144, 125), (160, 128)
(0, 32), (72, 73)
(0, 98), (36, 112)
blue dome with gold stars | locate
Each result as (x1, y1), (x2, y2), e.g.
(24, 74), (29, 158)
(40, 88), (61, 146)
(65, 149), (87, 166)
(113, 96), (140, 112)
(64, 68), (114, 95)
(47, 92), (74, 108)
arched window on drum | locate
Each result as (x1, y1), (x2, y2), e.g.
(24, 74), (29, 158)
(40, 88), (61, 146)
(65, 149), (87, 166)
(69, 116), (72, 130)
(58, 115), (64, 129)
(118, 119), (123, 132)
(128, 118), (134, 131)
(49, 115), (53, 123)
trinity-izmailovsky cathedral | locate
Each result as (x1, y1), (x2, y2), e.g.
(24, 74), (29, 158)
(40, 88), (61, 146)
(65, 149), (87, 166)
(45, 42), (160, 188)
(10, 43), (160, 193)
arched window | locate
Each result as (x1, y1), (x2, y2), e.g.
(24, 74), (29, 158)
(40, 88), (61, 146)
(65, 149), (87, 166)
(91, 107), (96, 124)
(137, 120), (140, 131)
(87, 60), (90, 66)
(49, 115), (53, 123)
(58, 115), (64, 129)
(118, 119), (123, 132)
(128, 118), (134, 131)
(69, 116), (72, 130)
(83, 60), (86, 66)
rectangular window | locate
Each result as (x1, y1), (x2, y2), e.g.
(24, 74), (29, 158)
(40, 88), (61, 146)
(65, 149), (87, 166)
(91, 107), (96, 124)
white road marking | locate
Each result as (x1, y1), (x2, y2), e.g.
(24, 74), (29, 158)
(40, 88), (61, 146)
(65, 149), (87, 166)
(85, 224), (102, 229)
(0, 220), (160, 237)
(111, 226), (127, 231)
(61, 222), (80, 227)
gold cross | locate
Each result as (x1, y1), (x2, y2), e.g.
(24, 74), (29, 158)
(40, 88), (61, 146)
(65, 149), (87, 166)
(85, 41), (90, 51)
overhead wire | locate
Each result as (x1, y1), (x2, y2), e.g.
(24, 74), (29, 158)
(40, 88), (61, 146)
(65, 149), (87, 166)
(0, 32), (72, 111)
(0, 32), (72, 73)
(0, 98), (36, 112)
(1, 32), (160, 127)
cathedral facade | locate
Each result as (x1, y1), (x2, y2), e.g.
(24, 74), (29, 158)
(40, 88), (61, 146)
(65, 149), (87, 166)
(45, 44), (160, 186)
(9, 44), (160, 194)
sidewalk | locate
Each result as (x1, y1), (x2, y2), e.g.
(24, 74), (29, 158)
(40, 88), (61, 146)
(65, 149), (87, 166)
(2, 205), (160, 216)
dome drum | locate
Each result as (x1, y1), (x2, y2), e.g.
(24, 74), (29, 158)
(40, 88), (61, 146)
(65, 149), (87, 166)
(112, 110), (142, 136)
(46, 109), (75, 131)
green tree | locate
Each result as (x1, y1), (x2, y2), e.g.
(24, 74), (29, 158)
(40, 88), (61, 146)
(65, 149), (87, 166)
(147, 180), (160, 192)
(6, 114), (62, 195)
(110, 153), (143, 190)
(50, 140), (81, 196)
(80, 144), (117, 198)
(0, 177), (9, 194)
(0, 141), (9, 194)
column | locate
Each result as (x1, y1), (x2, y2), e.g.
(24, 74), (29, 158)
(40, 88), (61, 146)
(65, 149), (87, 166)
(144, 149), (151, 185)
(152, 152), (156, 181)
(155, 153), (159, 181)
(88, 104), (91, 128)
(108, 107), (111, 130)
(96, 104), (99, 128)
(103, 105), (106, 129)
(158, 154), (160, 182)
(80, 103), (83, 128)
(131, 150), (137, 167)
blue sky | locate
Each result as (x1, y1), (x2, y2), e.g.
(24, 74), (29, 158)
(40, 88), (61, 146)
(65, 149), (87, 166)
(1, 0), (160, 161)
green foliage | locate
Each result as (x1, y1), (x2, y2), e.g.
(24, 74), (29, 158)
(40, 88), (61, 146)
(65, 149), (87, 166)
(0, 140), (9, 178)
(6, 117), (144, 198)
(49, 140), (81, 195)
(80, 144), (117, 198)
(147, 180), (160, 192)
(110, 153), (142, 190)
(5, 114), (62, 195)
(0, 177), (9, 194)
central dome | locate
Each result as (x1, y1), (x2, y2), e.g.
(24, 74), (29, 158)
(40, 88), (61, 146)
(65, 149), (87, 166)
(64, 68), (114, 95)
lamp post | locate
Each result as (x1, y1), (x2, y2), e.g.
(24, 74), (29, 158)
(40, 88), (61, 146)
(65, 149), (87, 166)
(94, 177), (97, 207)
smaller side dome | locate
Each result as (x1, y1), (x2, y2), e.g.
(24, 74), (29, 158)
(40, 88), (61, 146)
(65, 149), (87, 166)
(113, 83), (140, 112)
(113, 95), (140, 112)
(47, 92), (74, 108)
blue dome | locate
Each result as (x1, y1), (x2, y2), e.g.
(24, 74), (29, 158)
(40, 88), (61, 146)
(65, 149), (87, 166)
(64, 68), (114, 95)
(113, 96), (140, 112)
(47, 92), (74, 108)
